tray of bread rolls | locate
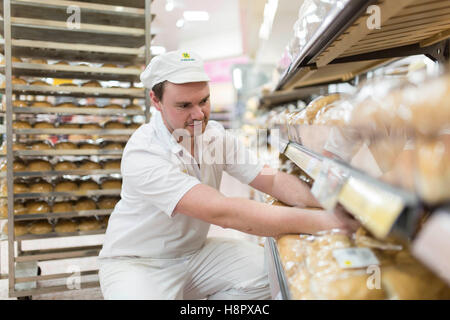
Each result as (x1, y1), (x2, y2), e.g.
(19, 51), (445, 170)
(266, 199), (450, 300)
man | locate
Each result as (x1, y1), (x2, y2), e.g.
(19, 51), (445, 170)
(98, 50), (360, 300)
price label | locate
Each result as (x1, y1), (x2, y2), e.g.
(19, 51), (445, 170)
(333, 247), (380, 269)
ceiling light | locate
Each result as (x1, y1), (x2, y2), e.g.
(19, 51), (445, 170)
(183, 11), (209, 21)
(151, 46), (166, 55)
(176, 19), (185, 28)
(165, 0), (174, 12)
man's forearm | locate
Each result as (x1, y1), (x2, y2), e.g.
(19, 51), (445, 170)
(270, 171), (321, 208)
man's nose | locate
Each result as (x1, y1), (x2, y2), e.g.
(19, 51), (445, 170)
(191, 104), (204, 120)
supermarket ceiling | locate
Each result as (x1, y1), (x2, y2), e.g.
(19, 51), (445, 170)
(151, 0), (301, 64)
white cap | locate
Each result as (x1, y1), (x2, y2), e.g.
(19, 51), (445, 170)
(140, 50), (210, 89)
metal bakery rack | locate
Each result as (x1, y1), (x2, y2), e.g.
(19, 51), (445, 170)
(0, 0), (154, 298)
(263, 0), (450, 299)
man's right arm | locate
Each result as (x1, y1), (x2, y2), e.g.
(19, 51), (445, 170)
(174, 184), (360, 237)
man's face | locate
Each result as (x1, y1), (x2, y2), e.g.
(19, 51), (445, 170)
(151, 81), (210, 137)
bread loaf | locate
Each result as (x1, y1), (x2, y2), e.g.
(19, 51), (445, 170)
(25, 200), (50, 214)
(30, 80), (49, 86)
(102, 63), (118, 68)
(78, 160), (101, 170)
(103, 142), (123, 150)
(103, 160), (120, 170)
(98, 196), (119, 209)
(101, 179), (122, 190)
(82, 80), (102, 88)
(104, 121), (126, 129)
(29, 58), (47, 64)
(81, 123), (101, 130)
(2, 221), (29, 236)
(79, 143), (100, 150)
(27, 159), (52, 171)
(29, 180), (53, 193)
(127, 122), (142, 129)
(125, 104), (143, 110)
(74, 198), (97, 211)
(33, 121), (54, 129)
(54, 180), (78, 192)
(30, 141), (52, 150)
(78, 217), (102, 231)
(104, 104), (122, 109)
(55, 219), (78, 233)
(55, 102), (77, 108)
(52, 201), (73, 213)
(79, 180), (99, 191)
(13, 100), (29, 108)
(54, 161), (77, 171)
(28, 220), (53, 234)
(0, 201), (27, 218)
(31, 101), (53, 108)
(13, 120), (32, 129)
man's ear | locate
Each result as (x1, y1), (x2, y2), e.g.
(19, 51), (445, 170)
(150, 91), (162, 112)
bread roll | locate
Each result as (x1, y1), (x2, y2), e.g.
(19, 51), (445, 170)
(33, 121), (55, 129)
(305, 94), (342, 124)
(13, 121), (32, 129)
(98, 196), (119, 209)
(58, 123), (79, 129)
(0, 56), (22, 64)
(55, 141), (77, 150)
(104, 121), (126, 129)
(28, 221), (53, 235)
(78, 217), (102, 231)
(29, 58), (47, 64)
(54, 161), (77, 171)
(0, 201), (27, 218)
(2, 221), (29, 237)
(29, 180), (53, 193)
(104, 104), (122, 109)
(125, 104), (143, 110)
(54, 180), (78, 192)
(13, 100), (29, 108)
(127, 122), (142, 129)
(25, 200), (50, 214)
(74, 198), (97, 211)
(55, 219), (78, 233)
(103, 142), (123, 150)
(101, 179), (122, 190)
(13, 182), (29, 194)
(31, 101), (53, 108)
(30, 142), (52, 150)
(102, 63), (117, 68)
(79, 143), (99, 150)
(52, 201), (73, 213)
(79, 180), (99, 191)
(30, 80), (49, 86)
(103, 160), (120, 170)
(53, 61), (69, 65)
(81, 123), (101, 130)
(82, 80), (102, 88)
(13, 159), (27, 172)
(11, 78), (27, 85)
(125, 64), (142, 70)
(55, 102), (77, 108)
(27, 159), (52, 171)
(78, 160), (101, 170)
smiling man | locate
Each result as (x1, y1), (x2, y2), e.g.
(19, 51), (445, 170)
(98, 50), (360, 300)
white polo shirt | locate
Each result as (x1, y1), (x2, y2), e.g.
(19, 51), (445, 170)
(99, 111), (265, 259)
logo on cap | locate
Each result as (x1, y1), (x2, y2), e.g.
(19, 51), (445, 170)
(181, 52), (195, 62)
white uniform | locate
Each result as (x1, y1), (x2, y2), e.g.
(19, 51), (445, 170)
(98, 111), (270, 300)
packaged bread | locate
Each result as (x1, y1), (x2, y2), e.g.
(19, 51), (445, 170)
(98, 196), (119, 209)
(58, 123), (79, 129)
(304, 94), (342, 125)
(30, 141), (52, 150)
(55, 102), (77, 108)
(27, 159), (52, 171)
(28, 220), (53, 235)
(13, 120), (32, 129)
(101, 179), (122, 190)
(82, 80), (102, 88)
(78, 217), (102, 231)
(2, 221), (29, 237)
(25, 200), (50, 214)
(81, 123), (101, 130)
(104, 104), (122, 109)
(103, 121), (126, 129)
(31, 101), (53, 108)
(29, 180), (53, 193)
(79, 143), (99, 150)
(55, 141), (77, 150)
(54, 179), (78, 192)
(54, 161), (77, 171)
(30, 80), (49, 86)
(102, 159), (120, 170)
(0, 201), (27, 218)
(55, 219), (78, 233)
(33, 121), (55, 129)
(78, 160), (101, 170)
(313, 100), (354, 126)
(52, 201), (73, 213)
(79, 180), (100, 191)
(74, 198), (97, 211)
(127, 122), (142, 129)
(103, 142), (123, 150)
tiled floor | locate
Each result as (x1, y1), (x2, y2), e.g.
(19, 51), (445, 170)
(0, 172), (264, 300)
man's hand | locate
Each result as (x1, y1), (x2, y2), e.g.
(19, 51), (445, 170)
(319, 204), (361, 235)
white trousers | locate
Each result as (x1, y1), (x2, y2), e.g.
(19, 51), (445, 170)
(98, 237), (271, 300)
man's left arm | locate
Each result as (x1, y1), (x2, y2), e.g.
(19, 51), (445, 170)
(249, 165), (322, 208)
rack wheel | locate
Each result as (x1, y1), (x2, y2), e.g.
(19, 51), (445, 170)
(37, 267), (42, 276)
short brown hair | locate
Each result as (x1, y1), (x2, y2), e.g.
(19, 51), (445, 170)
(152, 81), (167, 102)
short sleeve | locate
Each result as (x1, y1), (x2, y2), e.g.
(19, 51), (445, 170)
(122, 151), (201, 218)
(223, 131), (265, 185)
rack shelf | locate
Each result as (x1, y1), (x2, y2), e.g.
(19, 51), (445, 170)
(14, 149), (123, 156)
(11, 106), (144, 116)
(14, 128), (135, 135)
(7, 189), (121, 200)
(11, 209), (113, 222)
(6, 169), (120, 178)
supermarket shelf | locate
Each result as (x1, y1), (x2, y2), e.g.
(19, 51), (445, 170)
(13, 209), (113, 221)
(14, 128), (135, 135)
(9, 189), (121, 199)
(14, 149), (123, 156)
(259, 85), (329, 109)
(0, 17), (155, 48)
(276, 0), (450, 91)
(12, 106), (145, 116)
(1, 85), (145, 98)
(1, 62), (141, 81)
(283, 141), (421, 239)
(10, 169), (120, 177)
(0, 39), (146, 64)
(16, 245), (102, 262)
